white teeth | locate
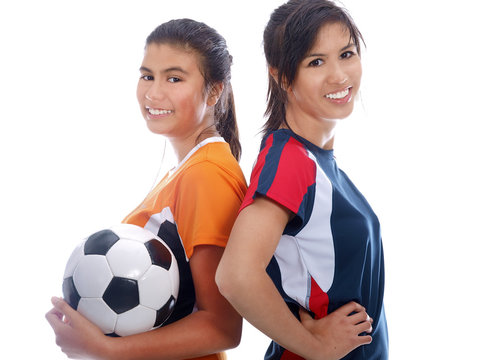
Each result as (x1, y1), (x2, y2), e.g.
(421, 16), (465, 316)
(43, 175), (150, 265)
(148, 108), (172, 115)
(325, 88), (350, 99)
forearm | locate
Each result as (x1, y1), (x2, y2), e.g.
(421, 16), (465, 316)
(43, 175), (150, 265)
(108, 245), (241, 360)
(216, 200), (371, 360)
(216, 198), (324, 358)
(106, 309), (239, 360)
(217, 266), (323, 359)
(47, 247), (240, 360)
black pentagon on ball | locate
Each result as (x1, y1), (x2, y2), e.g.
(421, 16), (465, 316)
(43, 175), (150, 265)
(84, 229), (120, 256)
(62, 276), (81, 310)
(145, 239), (172, 270)
(154, 295), (176, 327)
(103, 277), (139, 314)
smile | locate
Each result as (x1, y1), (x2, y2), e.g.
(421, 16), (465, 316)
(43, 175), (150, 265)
(147, 108), (173, 115)
(325, 87), (351, 100)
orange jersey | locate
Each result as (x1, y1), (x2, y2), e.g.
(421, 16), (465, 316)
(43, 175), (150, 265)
(123, 138), (247, 360)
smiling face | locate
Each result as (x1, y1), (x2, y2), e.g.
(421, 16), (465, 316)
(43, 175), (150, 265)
(136, 43), (216, 144)
(285, 22), (362, 141)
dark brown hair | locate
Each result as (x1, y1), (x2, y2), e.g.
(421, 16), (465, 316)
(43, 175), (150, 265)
(263, 0), (364, 135)
(146, 19), (241, 160)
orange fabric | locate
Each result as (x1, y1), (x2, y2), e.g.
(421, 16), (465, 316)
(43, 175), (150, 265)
(124, 140), (246, 258)
(123, 140), (246, 360)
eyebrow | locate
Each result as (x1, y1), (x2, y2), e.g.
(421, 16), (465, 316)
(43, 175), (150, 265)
(139, 66), (189, 74)
(305, 43), (356, 59)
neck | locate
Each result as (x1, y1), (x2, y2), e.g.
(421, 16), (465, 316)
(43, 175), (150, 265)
(285, 107), (337, 150)
(169, 128), (221, 163)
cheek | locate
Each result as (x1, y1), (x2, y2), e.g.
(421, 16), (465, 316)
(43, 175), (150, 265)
(290, 77), (320, 101)
(350, 61), (362, 87)
(185, 90), (207, 116)
(136, 82), (145, 105)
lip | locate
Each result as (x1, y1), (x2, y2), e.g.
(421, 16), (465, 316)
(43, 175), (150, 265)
(324, 87), (352, 104)
(145, 106), (173, 120)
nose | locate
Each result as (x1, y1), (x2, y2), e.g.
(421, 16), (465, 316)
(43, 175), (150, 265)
(144, 81), (165, 102)
(327, 61), (348, 85)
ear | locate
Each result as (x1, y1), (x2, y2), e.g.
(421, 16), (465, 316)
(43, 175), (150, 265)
(268, 66), (289, 92)
(207, 82), (224, 107)
(268, 66), (279, 84)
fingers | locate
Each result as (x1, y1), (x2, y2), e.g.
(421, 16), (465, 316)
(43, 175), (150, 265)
(358, 321), (373, 334)
(356, 334), (373, 346)
(46, 306), (70, 335)
(47, 297), (78, 328)
(348, 310), (372, 324)
(45, 308), (62, 327)
(301, 302), (374, 338)
(51, 297), (70, 312)
(337, 301), (373, 322)
(337, 301), (365, 315)
(342, 306), (373, 336)
(53, 297), (77, 321)
(46, 307), (64, 321)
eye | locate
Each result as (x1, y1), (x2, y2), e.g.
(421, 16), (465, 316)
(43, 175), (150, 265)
(140, 74), (154, 81)
(167, 77), (181, 83)
(340, 50), (356, 59)
(308, 58), (324, 67)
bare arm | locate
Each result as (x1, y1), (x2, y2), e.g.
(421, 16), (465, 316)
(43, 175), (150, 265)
(216, 197), (372, 360)
(46, 245), (241, 360)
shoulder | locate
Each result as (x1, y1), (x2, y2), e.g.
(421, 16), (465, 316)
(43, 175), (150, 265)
(173, 143), (246, 257)
(242, 130), (317, 214)
(187, 142), (245, 180)
(260, 130), (314, 166)
(254, 130), (316, 179)
(178, 141), (247, 195)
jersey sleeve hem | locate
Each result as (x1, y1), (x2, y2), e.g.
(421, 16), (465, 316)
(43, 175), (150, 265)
(184, 237), (229, 259)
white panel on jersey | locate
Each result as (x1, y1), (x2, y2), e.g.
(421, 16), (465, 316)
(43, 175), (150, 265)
(298, 160), (335, 293)
(274, 153), (335, 308)
(144, 206), (175, 235)
(145, 206), (188, 262)
(274, 234), (310, 308)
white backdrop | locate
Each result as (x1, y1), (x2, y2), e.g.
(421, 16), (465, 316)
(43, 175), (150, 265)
(0, 0), (478, 358)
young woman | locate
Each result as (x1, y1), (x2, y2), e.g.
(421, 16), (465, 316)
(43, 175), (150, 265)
(46, 19), (247, 360)
(216, 1), (388, 359)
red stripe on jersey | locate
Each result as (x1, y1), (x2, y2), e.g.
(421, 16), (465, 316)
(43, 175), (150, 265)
(280, 350), (305, 360)
(266, 137), (316, 214)
(309, 277), (329, 319)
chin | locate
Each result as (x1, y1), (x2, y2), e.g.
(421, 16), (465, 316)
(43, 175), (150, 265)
(145, 124), (164, 135)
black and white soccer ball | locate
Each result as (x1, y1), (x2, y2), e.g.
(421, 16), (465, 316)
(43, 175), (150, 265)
(62, 223), (179, 337)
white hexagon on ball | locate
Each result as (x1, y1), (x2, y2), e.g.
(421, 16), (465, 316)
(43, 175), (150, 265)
(107, 239), (152, 280)
(110, 223), (155, 244)
(139, 266), (173, 309)
(115, 305), (157, 337)
(74, 255), (113, 298)
(78, 298), (117, 335)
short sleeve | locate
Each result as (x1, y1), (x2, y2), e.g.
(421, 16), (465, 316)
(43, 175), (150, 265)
(175, 161), (246, 259)
(240, 134), (317, 225)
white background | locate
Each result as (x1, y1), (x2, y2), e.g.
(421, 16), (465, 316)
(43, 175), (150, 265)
(1, 0), (479, 359)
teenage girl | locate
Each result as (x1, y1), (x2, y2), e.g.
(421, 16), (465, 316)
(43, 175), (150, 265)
(216, 1), (388, 359)
(46, 18), (247, 360)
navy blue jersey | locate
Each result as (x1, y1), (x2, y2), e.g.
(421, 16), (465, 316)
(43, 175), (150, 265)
(240, 129), (388, 359)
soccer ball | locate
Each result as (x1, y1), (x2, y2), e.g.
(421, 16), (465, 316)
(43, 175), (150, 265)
(62, 223), (180, 337)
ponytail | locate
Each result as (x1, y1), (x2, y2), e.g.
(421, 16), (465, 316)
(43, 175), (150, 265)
(215, 83), (241, 161)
